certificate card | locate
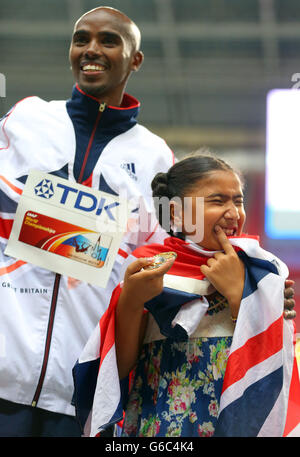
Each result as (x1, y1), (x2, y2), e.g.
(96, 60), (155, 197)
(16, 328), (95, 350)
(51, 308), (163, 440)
(5, 170), (130, 288)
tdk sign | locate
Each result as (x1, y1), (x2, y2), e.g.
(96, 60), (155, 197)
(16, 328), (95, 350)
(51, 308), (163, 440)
(56, 183), (120, 221)
(34, 179), (120, 221)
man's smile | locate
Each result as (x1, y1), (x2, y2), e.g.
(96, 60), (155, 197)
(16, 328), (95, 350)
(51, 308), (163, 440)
(82, 64), (106, 71)
(80, 61), (108, 76)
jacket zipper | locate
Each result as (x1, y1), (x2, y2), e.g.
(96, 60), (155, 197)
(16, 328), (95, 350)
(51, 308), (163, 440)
(31, 273), (61, 407)
(31, 102), (106, 407)
(78, 102), (106, 184)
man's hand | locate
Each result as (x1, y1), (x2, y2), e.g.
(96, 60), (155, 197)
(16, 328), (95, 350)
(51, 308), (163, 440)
(200, 225), (245, 319)
(284, 279), (296, 320)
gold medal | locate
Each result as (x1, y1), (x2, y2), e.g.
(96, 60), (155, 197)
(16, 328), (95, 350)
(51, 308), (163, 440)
(144, 251), (177, 270)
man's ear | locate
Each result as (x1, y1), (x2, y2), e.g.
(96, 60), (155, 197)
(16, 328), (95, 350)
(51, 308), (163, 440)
(131, 50), (144, 72)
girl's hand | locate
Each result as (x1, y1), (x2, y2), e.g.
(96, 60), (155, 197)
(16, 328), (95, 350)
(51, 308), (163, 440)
(120, 256), (175, 309)
(200, 225), (245, 318)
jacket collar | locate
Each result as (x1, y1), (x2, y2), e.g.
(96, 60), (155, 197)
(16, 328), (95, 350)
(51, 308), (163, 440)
(67, 84), (140, 129)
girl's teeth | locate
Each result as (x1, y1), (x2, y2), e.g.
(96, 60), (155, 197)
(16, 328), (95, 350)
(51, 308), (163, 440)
(214, 226), (236, 236)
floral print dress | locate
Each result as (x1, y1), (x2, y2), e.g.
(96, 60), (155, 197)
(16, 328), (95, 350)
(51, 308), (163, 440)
(122, 294), (234, 437)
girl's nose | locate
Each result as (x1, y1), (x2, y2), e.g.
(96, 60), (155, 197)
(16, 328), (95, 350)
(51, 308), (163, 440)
(224, 203), (240, 220)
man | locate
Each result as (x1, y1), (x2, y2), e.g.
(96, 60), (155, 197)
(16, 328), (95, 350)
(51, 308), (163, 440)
(0, 7), (295, 438)
(0, 7), (174, 436)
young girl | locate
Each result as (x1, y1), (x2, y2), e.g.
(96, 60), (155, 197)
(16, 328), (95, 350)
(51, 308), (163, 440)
(73, 153), (298, 437)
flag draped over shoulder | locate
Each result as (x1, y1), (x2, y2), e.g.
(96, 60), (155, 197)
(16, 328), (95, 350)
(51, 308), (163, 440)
(72, 235), (300, 437)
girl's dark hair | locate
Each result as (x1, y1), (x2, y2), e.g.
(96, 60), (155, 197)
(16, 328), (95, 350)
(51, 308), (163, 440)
(151, 150), (242, 238)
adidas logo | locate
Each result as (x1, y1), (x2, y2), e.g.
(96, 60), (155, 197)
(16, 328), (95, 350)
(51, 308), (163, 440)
(120, 162), (137, 181)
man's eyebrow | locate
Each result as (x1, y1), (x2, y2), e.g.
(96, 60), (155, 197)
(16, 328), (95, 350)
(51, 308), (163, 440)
(99, 31), (122, 41)
(72, 29), (89, 39)
(72, 29), (121, 40)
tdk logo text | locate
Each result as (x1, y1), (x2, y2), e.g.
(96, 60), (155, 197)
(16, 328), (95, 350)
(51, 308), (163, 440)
(56, 183), (119, 220)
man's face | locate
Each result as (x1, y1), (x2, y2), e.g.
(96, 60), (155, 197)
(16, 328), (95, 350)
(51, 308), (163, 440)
(69, 9), (143, 105)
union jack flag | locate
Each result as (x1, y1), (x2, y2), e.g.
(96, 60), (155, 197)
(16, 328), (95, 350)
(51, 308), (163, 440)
(72, 235), (300, 437)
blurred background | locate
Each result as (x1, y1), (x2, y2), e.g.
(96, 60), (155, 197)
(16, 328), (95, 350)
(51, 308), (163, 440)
(0, 0), (299, 330)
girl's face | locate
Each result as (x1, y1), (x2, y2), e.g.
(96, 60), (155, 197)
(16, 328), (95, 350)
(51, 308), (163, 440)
(176, 170), (246, 250)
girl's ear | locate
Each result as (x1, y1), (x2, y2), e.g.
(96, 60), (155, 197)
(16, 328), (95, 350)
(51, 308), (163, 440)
(170, 198), (183, 233)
